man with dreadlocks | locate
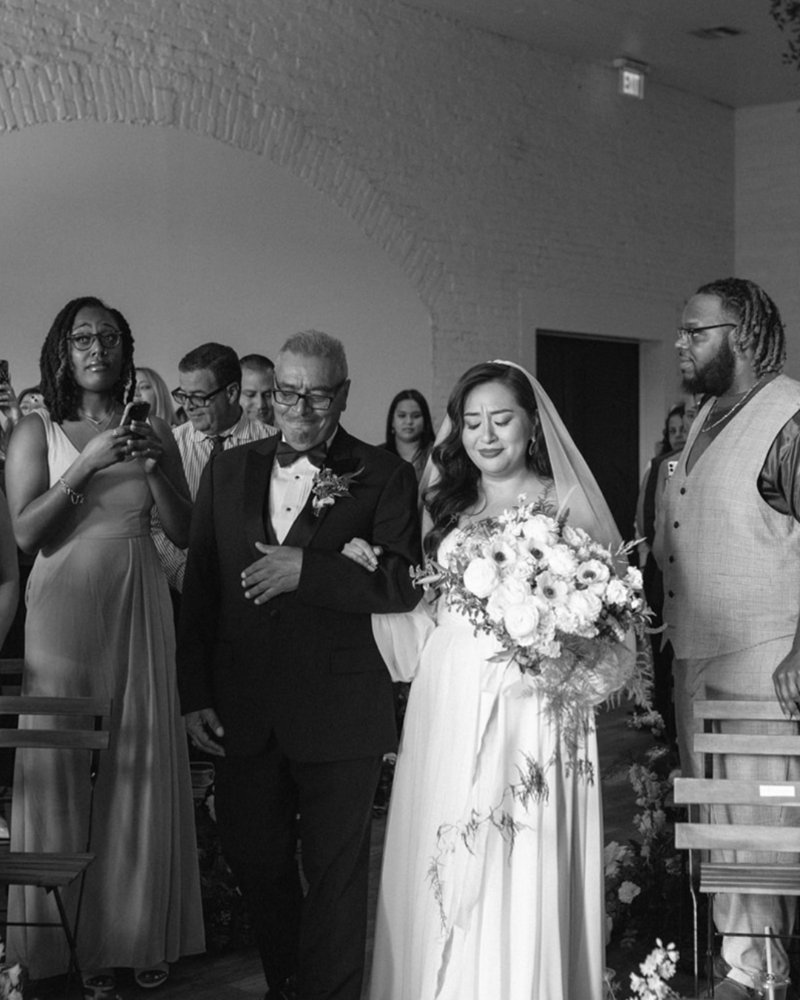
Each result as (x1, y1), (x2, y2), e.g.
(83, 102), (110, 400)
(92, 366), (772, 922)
(655, 278), (800, 999)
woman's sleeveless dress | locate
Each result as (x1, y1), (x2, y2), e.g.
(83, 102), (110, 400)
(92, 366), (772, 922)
(7, 412), (204, 977)
(368, 527), (605, 1000)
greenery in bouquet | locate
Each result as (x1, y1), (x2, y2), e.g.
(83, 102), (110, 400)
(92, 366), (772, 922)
(604, 736), (685, 953)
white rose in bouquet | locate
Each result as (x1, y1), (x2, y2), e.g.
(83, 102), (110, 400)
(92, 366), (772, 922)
(485, 577), (531, 623)
(567, 588), (603, 627)
(462, 557), (500, 599)
(605, 578), (629, 606)
(521, 514), (559, 550)
(545, 543), (579, 578)
(624, 566), (643, 590)
(504, 600), (540, 643)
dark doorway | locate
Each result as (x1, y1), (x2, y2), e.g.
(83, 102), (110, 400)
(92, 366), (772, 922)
(536, 331), (639, 541)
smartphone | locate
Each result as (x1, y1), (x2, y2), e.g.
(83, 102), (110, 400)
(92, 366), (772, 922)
(121, 400), (151, 433)
(0, 360), (9, 385)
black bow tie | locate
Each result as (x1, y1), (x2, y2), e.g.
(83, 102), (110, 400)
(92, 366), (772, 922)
(276, 441), (327, 468)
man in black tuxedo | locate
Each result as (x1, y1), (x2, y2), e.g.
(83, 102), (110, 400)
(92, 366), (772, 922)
(177, 331), (421, 1000)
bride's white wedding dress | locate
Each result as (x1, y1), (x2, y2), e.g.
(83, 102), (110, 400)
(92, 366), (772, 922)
(368, 526), (605, 1000)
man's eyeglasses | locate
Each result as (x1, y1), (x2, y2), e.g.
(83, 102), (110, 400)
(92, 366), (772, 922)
(271, 383), (344, 412)
(171, 383), (233, 409)
(675, 322), (737, 344)
(68, 329), (122, 351)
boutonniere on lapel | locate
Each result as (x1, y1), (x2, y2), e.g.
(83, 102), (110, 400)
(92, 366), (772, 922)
(310, 466), (363, 517)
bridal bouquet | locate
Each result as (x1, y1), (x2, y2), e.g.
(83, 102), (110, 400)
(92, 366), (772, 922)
(413, 495), (652, 749)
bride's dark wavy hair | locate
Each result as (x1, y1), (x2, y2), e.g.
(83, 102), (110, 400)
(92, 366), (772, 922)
(40, 296), (136, 423)
(423, 362), (552, 555)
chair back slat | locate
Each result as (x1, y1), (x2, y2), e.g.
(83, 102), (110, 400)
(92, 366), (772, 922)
(698, 863), (800, 896)
(694, 733), (799, 756)
(0, 692), (111, 989)
(676, 822), (800, 853)
(674, 777), (800, 806)
(0, 696), (111, 717)
(693, 700), (790, 722)
(0, 731), (109, 751)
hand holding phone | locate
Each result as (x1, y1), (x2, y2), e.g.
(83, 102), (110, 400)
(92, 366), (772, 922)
(121, 400), (151, 436)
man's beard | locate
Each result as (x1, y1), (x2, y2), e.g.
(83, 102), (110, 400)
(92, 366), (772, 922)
(682, 337), (736, 397)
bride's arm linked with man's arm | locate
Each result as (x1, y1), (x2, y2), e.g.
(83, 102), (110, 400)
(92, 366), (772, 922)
(342, 535), (436, 683)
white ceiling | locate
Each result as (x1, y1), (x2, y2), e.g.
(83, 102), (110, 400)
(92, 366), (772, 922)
(402, 0), (800, 108)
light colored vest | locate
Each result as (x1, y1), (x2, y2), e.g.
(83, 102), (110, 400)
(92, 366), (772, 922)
(661, 374), (800, 659)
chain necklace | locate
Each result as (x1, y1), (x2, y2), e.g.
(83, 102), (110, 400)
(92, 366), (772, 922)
(701, 378), (764, 433)
(79, 407), (115, 433)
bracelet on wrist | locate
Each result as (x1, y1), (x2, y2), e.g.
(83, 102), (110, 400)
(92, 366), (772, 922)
(58, 478), (85, 505)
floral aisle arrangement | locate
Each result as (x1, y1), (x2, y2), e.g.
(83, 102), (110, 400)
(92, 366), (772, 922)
(413, 494), (652, 767)
(604, 738), (685, 952)
(194, 791), (255, 951)
(605, 939), (682, 1000)
(0, 944), (25, 1000)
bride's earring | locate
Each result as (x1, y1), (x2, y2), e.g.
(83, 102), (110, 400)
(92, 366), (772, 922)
(528, 439), (536, 456)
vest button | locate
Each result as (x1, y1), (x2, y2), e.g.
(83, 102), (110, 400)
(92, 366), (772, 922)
(668, 590), (674, 597)
(680, 487), (686, 495)
(269, 609), (280, 620)
(673, 521), (679, 528)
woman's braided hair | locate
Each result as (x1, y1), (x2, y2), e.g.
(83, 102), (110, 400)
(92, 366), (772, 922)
(40, 296), (136, 423)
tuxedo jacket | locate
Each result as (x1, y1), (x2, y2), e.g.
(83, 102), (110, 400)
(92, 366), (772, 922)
(176, 427), (422, 761)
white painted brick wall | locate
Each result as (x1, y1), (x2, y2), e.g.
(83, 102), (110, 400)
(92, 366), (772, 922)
(736, 103), (800, 380)
(0, 0), (734, 416)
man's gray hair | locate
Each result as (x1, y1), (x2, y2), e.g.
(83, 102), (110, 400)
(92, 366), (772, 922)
(278, 330), (348, 384)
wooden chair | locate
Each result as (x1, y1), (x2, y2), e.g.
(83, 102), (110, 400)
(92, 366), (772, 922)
(0, 659), (25, 808)
(673, 700), (800, 997)
(0, 695), (111, 995)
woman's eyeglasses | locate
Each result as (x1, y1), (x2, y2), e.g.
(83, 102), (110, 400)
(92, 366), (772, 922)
(68, 330), (122, 351)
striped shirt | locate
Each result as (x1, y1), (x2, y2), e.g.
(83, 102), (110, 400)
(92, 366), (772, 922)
(153, 411), (276, 591)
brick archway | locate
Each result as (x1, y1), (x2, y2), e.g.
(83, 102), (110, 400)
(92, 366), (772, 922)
(0, 54), (443, 311)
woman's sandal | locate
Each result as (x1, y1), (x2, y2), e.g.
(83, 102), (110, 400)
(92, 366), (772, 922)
(134, 962), (170, 989)
(82, 969), (117, 997)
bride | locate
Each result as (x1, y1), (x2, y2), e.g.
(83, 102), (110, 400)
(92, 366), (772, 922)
(346, 361), (629, 1000)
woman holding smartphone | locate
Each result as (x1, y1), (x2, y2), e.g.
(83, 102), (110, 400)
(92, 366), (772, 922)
(5, 297), (204, 992)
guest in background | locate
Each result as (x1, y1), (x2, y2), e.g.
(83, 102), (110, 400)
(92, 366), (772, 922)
(154, 344), (276, 600)
(135, 366), (179, 425)
(5, 296), (204, 991)
(17, 387), (46, 416)
(240, 353), (275, 427)
(634, 401), (693, 741)
(383, 389), (434, 482)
